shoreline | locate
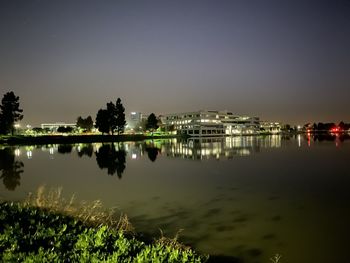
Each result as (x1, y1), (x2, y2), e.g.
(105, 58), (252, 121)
(0, 134), (184, 146)
(1, 131), (347, 146)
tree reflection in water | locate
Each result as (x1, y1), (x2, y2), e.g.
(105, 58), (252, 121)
(95, 144), (126, 178)
(57, 144), (73, 154)
(145, 147), (160, 162)
(0, 148), (24, 191)
(77, 144), (94, 158)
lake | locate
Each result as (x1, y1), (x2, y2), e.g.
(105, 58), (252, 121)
(1, 134), (349, 263)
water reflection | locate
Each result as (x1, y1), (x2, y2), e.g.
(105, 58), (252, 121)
(57, 144), (73, 154)
(2, 135), (350, 262)
(163, 135), (282, 160)
(77, 144), (94, 158)
(2, 134), (349, 190)
(0, 148), (24, 191)
(95, 144), (126, 178)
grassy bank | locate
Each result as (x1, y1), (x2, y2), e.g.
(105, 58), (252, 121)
(0, 201), (207, 262)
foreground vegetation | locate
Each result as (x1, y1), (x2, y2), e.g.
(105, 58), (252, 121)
(0, 201), (207, 262)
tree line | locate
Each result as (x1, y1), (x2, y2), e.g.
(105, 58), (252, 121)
(0, 91), (161, 135)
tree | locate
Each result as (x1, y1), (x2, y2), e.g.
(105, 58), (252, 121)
(95, 109), (110, 134)
(115, 98), (126, 135)
(95, 99), (126, 135)
(57, 126), (73, 133)
(77, 116), (94, 132)
(0, 91), (23, 135)
(107, 102), (117, 135)
(146, 113), (159, 133)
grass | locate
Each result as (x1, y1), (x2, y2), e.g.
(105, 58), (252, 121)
(1, 187), (282, 262)
(270, 254), (282, 263)
(24, 186), (132, 231)
(0, 187), (207, 262)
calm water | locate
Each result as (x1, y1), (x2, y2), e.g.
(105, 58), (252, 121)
(1, 135), (350, 263)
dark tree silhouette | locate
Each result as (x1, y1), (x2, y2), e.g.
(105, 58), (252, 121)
(76, 116), (94, 132)
(77, 144), (94, 158)
(57, 144), (73, 154)
(95, 144), (126, 178)
(57, 126), (73, 133)
(0, 91), (23, 135)
(107, 102), (117, 135)
(0, 148), (24, 191)
(95, 109), (110, 134)
(95, 99), (126, 135)
(146, 147), (160, 162)
(115, 98), (126, 135)
(146, 113), (159, 133)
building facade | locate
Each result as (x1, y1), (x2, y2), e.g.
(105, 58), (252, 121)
(127, 112), (142, 130)
(259, 121), (282, 134)
(164, 110), (260, 136)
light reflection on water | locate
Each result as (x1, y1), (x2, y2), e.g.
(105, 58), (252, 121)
(1, 134), (350, 263)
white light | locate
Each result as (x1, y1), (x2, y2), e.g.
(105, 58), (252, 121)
(15, 149), (21, 156)
(27, 151), (32, 159)
(132, 153), (137, 159)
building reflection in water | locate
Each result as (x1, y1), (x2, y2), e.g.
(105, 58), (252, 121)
(164, 135), (282, 160)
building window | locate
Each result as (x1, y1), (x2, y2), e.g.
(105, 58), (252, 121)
(194, 130), (199, 134)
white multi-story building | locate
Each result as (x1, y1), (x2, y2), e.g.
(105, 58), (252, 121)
(164, 110), (260, 136)
(260, 121), (282, 134)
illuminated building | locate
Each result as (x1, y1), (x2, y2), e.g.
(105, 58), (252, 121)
(259, 121), (281, 134)
(164, 110), (260, 136)
(127, 112), (142, 130)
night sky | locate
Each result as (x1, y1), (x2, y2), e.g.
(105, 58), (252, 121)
(1, 0), (349, 126)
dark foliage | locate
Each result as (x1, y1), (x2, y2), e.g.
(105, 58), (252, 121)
(95, 98), (126, 135)
(115, 98), (126, 135)
(0, 91), (23, 135)
(95, 109), (110, 134)
(57, 126), (74, 133)
(146, 113), (159, 132)
(76, 116), (94, 132)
